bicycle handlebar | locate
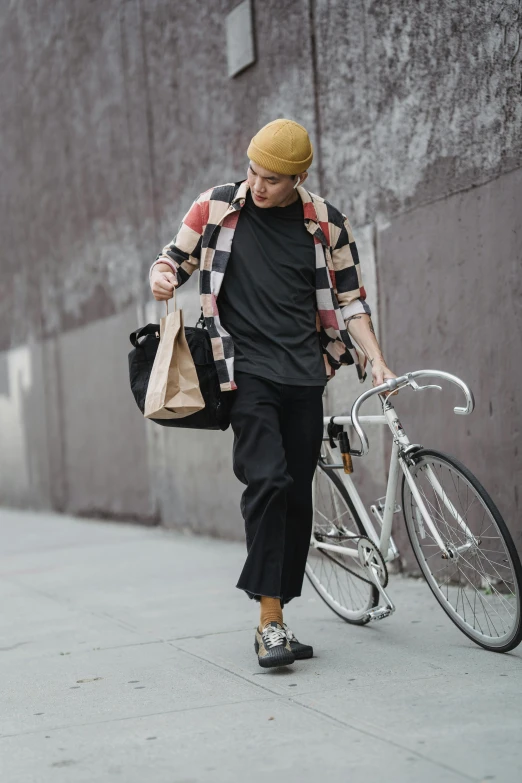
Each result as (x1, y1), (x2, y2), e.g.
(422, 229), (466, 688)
(349, 370), (475, 457)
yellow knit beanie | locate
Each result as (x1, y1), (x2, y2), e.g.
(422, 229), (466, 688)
(247, 119), (313, 175)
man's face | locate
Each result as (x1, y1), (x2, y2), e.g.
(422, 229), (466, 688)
(247, 161), (299, 208)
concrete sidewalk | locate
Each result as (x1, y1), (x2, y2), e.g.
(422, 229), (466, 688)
(0, 509), (520, 783)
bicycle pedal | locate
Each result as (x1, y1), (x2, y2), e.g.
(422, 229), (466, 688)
(366, 606), (392, 622)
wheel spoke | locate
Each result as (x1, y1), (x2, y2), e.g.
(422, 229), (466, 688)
(403, 453), (521, 650)
(308, 466), (376, 621)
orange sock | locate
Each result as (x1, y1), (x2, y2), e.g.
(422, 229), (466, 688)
(259, 596), (283, 631)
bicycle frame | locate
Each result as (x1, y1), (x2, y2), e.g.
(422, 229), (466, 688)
(311, 370), (476, 609)
(315, 409), (402, 563)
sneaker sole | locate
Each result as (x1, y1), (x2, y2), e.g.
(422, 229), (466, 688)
(254, 640), (295, 668)
(291, 646), (313, 660)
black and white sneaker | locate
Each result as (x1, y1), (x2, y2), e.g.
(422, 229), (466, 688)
(283, 623), (314, 659)
(254, 622), (295, 668)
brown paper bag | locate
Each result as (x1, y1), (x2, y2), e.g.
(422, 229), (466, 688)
(144, 297), (205, 420)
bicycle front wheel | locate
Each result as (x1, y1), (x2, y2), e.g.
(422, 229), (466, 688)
(306, 462), (379, 624)
(402, 449), (522, 652)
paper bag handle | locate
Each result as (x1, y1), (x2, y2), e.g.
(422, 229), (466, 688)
(166, 286), (177, 315)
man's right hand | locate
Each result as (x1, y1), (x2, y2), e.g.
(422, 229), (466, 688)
(151, 270), (178, 301)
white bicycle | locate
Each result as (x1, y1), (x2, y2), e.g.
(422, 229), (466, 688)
(307, 370), (522, 653)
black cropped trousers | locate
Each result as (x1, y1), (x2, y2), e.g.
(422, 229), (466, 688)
(230, 372), (324, 605)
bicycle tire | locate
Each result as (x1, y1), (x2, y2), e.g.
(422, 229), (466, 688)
(402, 448), (522, 653)
(306, 462), (379, 624)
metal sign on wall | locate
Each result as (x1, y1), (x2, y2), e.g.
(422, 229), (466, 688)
(226, 0), (256, 78)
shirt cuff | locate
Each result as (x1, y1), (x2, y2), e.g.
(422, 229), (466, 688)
(341, 298), (371, 321)
(149, 257), (178, 280)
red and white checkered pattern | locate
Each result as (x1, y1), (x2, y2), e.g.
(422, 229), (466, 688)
(150, 180), (370, 391)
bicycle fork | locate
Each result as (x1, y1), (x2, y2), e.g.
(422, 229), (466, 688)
(385, 400), (478, 561)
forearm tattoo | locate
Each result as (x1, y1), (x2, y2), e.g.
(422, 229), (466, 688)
(345, 314), (386, 367)
(345, 314), (375, 334)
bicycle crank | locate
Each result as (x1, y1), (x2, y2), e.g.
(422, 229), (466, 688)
(357, 538), (388, 587)
(357, 538), (396, 619)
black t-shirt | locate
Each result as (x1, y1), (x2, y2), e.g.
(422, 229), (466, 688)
(218, 189), (327, 386)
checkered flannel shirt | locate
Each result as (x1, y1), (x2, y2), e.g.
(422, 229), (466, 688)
(150, 180), (370, 392)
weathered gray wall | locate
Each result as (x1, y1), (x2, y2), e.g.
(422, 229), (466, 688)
(0, 1), (521, 560)
(380, 166), (522, 565)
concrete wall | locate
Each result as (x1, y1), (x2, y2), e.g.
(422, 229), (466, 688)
(380, 166), (522, 564)
(0, 1), (520, 560)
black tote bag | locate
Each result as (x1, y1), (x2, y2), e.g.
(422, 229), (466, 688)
(128, 316), (232, 430)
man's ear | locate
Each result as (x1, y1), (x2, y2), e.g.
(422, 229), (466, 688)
(294, 171), (309, 189)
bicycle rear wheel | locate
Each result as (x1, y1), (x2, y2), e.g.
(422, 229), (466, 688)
(306, 462), (379, 623)
(402, 449), (522, 652)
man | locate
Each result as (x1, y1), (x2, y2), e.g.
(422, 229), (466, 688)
(149, 119), (396, 668)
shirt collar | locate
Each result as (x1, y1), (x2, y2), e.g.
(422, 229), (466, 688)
(232, 179), (250, 206)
